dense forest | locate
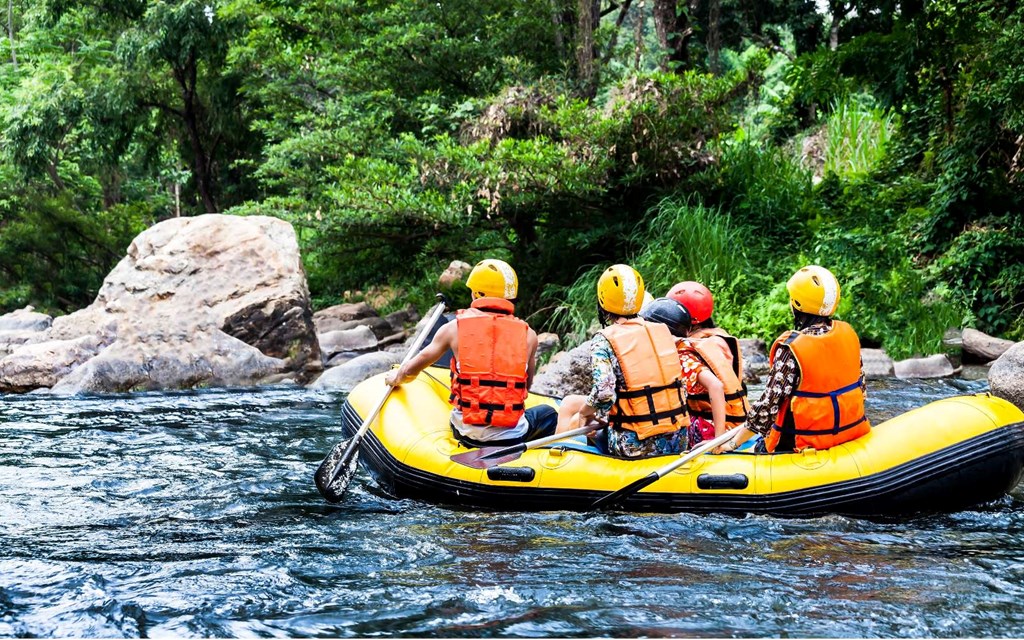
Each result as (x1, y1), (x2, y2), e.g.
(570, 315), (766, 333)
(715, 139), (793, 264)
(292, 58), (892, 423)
(0, 0), (1021, 358)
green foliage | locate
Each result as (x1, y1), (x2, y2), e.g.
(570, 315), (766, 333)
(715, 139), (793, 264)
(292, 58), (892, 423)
(823, 95), (896, 177)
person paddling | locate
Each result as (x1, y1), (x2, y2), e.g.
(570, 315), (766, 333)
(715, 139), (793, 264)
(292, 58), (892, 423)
(554, 265), (687, 458)
(384, 259), (557, 448)
(717, 266), (870, 454)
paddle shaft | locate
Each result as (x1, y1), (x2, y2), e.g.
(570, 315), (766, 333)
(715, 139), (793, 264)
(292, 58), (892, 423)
(589, 426), (742, 511)
(325, 297), (448, 486)
(476, 423), (599, 462)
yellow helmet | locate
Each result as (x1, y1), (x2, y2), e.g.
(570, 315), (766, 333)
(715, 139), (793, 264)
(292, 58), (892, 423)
(466, 259), (518, 299)
(597, 264), (645, 316)
(787, 265), (841, 316)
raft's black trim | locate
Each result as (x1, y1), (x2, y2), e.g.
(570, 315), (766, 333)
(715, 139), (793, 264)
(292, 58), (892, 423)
(341, 402), (1024, 517)
(487, 467), (536, 483)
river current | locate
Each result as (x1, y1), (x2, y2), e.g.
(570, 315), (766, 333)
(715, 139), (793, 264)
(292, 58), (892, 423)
(3, 376), (1024, 638)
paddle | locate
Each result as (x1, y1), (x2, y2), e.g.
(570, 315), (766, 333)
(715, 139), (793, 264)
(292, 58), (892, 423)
(314, 295), (448, 503)
(589, 426), (741, 511)
(450, 422), (601, 469)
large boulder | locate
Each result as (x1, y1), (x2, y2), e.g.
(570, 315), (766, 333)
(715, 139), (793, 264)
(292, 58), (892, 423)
(962, 328), (1015, 364)
(310, 351), (402, 392)
(989, 342), (1024, 411)
(893, 354), (957, 379)
(0, 214), (320, 393)
(531, 340), (594, 397)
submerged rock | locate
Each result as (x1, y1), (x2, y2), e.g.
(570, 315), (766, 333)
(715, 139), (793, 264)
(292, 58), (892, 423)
(0, 214), (320, 393)
(989, 342), (1024, 411)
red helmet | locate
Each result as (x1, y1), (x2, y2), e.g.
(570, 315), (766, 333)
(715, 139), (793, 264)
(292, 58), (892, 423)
(667, 281), (713, 323)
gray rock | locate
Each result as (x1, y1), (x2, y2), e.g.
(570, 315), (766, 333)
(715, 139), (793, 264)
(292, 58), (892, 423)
(739, 338), (769, 376)
(0, 307), (52, 332)
(989, 342), (1024, 411)
(313, 302), (378, 333)
(861, 348), (895, 379)
(2, 214), (319, 393)
(309, 351), (402, 392)
(384, 305), (420, 332)
(0, 330), (49, 358)
(537, 332), (561, 362)
(318, 326), (379, 360)
(893, 354), (957, 379)
(48, 329), (285, 394)
(531, 340), (595, 397)
(316, 316), (395, 339)
(962, 328), (1015, 363)
(0, 335), (109, 392)
(438, 260), (472, 289)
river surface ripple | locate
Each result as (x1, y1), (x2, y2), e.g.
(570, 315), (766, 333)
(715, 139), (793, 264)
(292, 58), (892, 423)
(3, 378), (1024, 638)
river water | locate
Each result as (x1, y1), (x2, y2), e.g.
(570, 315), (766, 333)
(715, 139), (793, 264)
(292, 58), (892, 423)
(3, 376), (1024, 638)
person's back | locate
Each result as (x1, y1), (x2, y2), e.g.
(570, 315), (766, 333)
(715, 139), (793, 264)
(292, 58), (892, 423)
(667, 281), (751, 446)
(554, 265), (687, 458)
(386, 259), (556, 448)
(715, 265), (870, 454)
(765, 314), (869, 452)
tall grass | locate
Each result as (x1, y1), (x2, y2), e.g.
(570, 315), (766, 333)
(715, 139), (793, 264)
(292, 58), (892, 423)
(546, 197), (752, 345)
(823, 97), (896, 177)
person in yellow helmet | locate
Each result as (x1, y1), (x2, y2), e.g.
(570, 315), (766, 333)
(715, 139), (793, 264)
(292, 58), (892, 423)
(555, 265), (687, 458)
(385, 259), (557, 447)
(716, 265), (870, 454)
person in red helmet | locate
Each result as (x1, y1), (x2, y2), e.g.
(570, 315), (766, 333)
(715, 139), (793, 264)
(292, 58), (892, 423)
(667, 280), (751, 448)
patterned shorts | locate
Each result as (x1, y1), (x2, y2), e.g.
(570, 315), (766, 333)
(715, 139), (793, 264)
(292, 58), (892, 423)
(606, 426), (685, 458)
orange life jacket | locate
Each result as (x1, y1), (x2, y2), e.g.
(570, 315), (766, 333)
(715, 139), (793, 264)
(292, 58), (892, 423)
(681, 328), (750, 425)
(449, 297), (529, 428)
(765, 320), (871, 452)
(602, 318), (687, 440)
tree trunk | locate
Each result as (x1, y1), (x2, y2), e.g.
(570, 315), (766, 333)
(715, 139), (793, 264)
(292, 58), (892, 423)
(634, 0), (645, 70)
(550, 0), (566, 61)
(175, 53), (218, 213)
(708, 0), (721, 74)
(653, 0), (690, 71)
(600, 0), (634, 65)
(7, 0), (16, 69)
(575, 0), (599, 97)
(828, 0), (849, 50)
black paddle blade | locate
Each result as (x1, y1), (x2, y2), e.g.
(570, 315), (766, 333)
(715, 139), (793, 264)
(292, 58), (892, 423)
(314, 439), (361, 503)
(589, 471), (660, 511)
(450, 443), (527, 469)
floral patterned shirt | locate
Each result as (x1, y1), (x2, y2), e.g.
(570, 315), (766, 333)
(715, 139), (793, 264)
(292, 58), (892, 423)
(745, 321), (867, 437)
(585, 333), (621, 420)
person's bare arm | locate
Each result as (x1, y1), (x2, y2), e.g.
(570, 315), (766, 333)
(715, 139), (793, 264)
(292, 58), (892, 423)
(697, 369), (727, 438)
(385, 322), (455, 386)
(525, 328), (539, 390)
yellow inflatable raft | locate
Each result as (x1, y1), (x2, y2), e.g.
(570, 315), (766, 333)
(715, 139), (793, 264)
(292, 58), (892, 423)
(340, 367), (1024, 516)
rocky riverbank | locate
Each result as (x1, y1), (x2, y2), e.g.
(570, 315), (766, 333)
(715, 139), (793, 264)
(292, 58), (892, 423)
(0, 217), (1021, 410)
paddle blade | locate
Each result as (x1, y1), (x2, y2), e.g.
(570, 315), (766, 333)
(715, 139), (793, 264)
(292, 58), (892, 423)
(450, 445), (526, 470)
(314, 439), (361, 503)
(589, 472), (659, 511)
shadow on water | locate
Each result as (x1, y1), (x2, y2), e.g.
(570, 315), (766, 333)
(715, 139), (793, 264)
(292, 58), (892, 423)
(4, 378), (1024, 637)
